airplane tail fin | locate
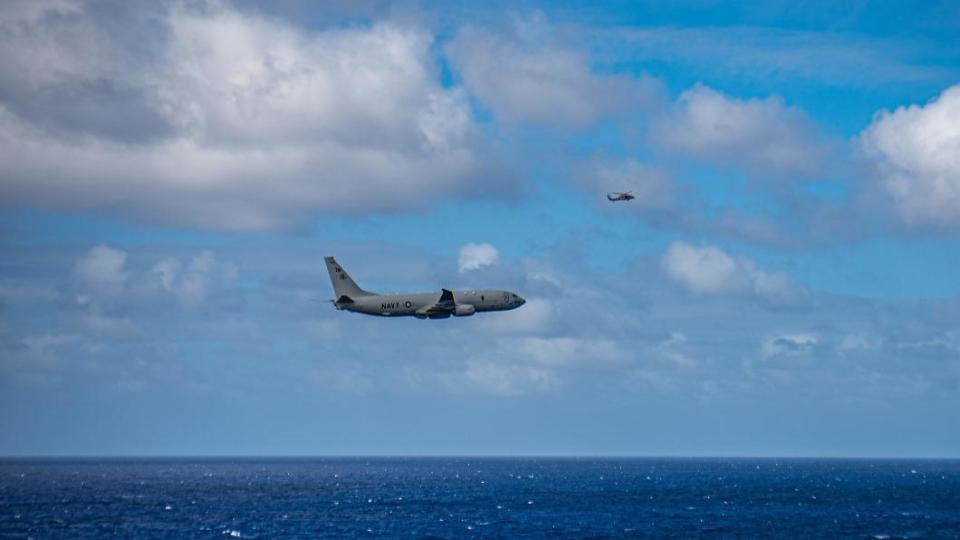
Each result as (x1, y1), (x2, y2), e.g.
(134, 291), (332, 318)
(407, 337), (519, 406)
(324, 256), (373, 298)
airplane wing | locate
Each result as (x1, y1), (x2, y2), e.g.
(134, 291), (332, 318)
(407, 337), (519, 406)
(414, 289), (457, 318)
(437, 288), (455, 307)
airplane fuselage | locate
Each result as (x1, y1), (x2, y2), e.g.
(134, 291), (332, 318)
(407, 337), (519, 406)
(325, 256), (525, 319)
(337, 289), (524, 318)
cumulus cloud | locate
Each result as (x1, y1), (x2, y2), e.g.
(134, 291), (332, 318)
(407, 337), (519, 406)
(446, 14), (661, 128)
(859, 84), (960, 228)
(453, 337), (622, 396)
(662, 241), (795, 299)
(74, 245), (129, 294)
(510, 336), (622, 368)
(72, 244), (238, 312)
(653, 332), (697, 368)
(458, 242), (499, 272)
(836, 332), (880, 355)
(762, 332), (819, 359)
(150, 251), (239, 307)
(69, 245), (141, 336)
(0, 2), (507, 231)
(21, 333), (80, 359)
(478, 297), (554, 335)
(463, 361), (560, 396)
(651, 84), (830, 177)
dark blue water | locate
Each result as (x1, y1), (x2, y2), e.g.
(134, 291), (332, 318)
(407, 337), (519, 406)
(1, 458), (958, 538)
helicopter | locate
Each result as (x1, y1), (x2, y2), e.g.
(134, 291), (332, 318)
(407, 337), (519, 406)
(606, 191), (635, 202)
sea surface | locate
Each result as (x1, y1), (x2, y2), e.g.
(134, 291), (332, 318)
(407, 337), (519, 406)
(1, 458), (958, 538)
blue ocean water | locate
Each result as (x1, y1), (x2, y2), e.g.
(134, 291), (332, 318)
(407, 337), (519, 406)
(1, 458), (958, 538)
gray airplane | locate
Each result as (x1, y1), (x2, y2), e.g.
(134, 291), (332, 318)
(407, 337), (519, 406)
(606, 191), (635, 201)
(324, 256), (525, 319)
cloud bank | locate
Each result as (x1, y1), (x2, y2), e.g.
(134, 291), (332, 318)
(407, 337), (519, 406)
(0, 2), (508, 231)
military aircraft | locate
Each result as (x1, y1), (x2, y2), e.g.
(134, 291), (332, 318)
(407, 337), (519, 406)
(324, 256), (525, 319)
(607, 191), (635, 201)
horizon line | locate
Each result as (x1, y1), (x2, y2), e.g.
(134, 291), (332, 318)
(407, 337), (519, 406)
(3, 454), (959, 461)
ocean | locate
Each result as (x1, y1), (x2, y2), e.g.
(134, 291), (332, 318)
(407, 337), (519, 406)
(1, 458), (958, 538)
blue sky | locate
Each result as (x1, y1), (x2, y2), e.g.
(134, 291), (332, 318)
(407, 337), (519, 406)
(1, 0), (959, 457)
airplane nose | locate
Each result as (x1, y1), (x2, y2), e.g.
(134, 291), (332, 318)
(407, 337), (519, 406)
(518, 296), (526, 305)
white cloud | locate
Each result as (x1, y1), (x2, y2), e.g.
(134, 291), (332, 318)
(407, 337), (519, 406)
(70, 246), (142, 336)
(22, 333), (80, 358)
(511, 337), (622, 368)
(478, 297), (553, 335)
(72, 245), (237, 310)
(523, 258), (563, 289)
(463, 361), (560, 396)
(429, 335), (623, 397)
(458, 242), (499, 273)
(182, 253), (236, 303)
(74, 245), (129, 295)
(79, 312), (140, 338)
(859, 84), (960, 228)
(837, 332), (880, 354)
(446, 14), (661, 128)
(651, 84), (829, 177)
(151, 258), (181, 292)
(662, 242), (739, 294)
(762, 333), (818, 359)
(654, 332), (697, 368)
(662, 241), (794, 298)
(0, 4), (505, 231)
(160, 251), (239, 307)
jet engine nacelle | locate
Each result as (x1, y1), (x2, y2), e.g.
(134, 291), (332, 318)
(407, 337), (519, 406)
(454, 304), (476, 317)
